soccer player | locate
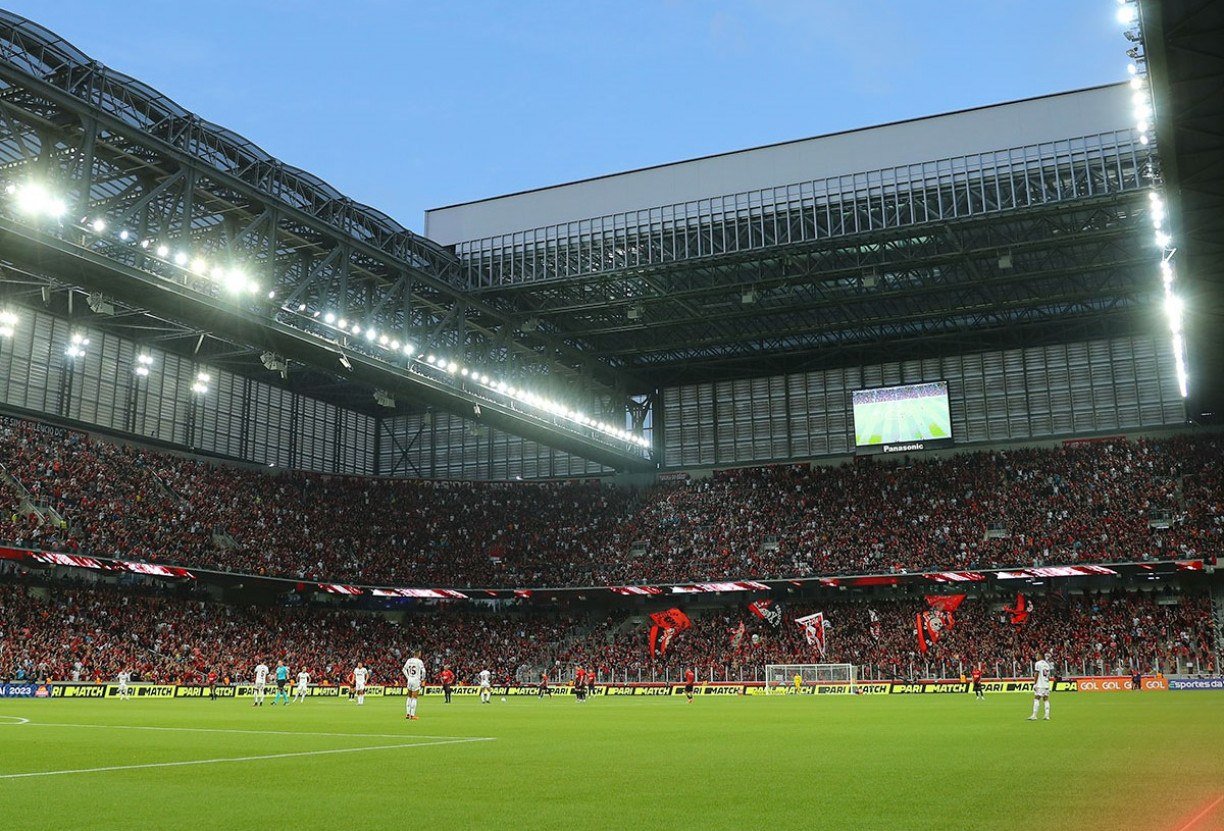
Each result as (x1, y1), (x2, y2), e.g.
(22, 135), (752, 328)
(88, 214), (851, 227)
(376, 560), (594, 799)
(439, 666), (455, 704)
(207, 669), (218, 701)
(117, 669), (131, 701)
(478, 668), (492, 704)
(353, 662), (370, 705)
(1131, 669), (1142, 691)
(537, 672), (550, 698)
(574, 666), (585, 702)
(293, 668), (310, 703)
(684, 667), (696, 703)
(272, 660), (290, 705)
(587, 668), (596, 699)
(971, 666), (984, 701)
(1028, 652), (1053, 721)
(402, 651), (425, 720)
(253, 660), (269, 707)
(792, 673), (803, 695)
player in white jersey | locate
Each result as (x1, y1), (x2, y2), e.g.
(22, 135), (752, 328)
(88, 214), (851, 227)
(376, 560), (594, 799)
(117, 670), (131, 701)
(293, 669), (310, 703)
(402, 651), (426, 720)
(478, 669), (492, 704)
(253, 661), (269, 707)
(353, 663), (370, 705)
(1028, 652), (1053, 721)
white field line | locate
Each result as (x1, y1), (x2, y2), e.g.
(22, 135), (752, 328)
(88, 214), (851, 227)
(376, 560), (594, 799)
(5, 721), (491, 740)
(0, 736), (494, 780)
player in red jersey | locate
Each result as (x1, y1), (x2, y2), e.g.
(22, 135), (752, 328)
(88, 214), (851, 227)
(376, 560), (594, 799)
(206, 669), (218, 701)
(439, 666), (455, 704)
(684, 668), (696, 702)
(574, 667), (586, 702)
(971, 666), (984, 701)
(537, 672), (550, 698)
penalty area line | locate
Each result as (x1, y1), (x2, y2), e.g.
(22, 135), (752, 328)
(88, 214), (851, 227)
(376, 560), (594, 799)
(0, 736), (495, 780)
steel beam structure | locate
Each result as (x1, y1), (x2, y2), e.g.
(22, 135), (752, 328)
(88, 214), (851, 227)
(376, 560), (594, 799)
(0, 10), (652, 468)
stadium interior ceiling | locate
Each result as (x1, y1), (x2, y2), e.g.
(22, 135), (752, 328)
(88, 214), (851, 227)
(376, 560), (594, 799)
(1140, 0), (1224, 424)
(0, 4), (1220, 473)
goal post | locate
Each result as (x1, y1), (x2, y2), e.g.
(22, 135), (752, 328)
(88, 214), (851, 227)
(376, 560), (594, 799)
(764, 663), (856, 693)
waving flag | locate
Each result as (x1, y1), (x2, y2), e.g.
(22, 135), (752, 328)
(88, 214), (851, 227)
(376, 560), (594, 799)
(917, 595), (966, 654)
(795, 612), (828, 656)
(868, 607), (882, 641)
(748, 599), (783, 628)
(1004, 593), (1031, 625)
(647, 608), (692, 657)
(730, 621), (747, 653)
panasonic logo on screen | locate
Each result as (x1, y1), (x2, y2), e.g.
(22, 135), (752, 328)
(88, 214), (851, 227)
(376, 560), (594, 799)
(882, 442), (926, 453)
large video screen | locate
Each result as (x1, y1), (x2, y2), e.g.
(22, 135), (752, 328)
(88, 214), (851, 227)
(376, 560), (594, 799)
(852, 381), (953, 454)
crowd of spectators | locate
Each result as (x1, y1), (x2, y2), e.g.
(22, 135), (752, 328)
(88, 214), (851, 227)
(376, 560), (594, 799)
(0, 579), (585, 685)
(564, 591), (1217, 681)
(0, 415), (1220, 589)
(0, 577), (1212, 685)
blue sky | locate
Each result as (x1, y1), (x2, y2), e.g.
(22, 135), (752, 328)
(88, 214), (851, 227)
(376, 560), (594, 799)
(9, 1), (1125, 232)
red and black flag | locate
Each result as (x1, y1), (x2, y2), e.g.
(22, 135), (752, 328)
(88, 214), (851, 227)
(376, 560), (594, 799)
(748, 599), (783, 628)
(868, 607), (882, 641)
(1004, 593), (1030, 625)
(648, 608), (692, 657)
(916, 594), (965, 654)
(795, 612), (828, 657)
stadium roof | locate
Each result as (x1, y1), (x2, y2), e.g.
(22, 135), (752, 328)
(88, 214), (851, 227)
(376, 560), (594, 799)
(1139, 0), (1224, 422)
(0, 5), (1216, 468)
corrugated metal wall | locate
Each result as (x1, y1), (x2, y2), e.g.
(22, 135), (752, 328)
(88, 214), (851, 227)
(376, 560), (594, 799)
(378, 409), (613, 480)
(0, 305), (374, 473)
(661, 335), (1184, 468)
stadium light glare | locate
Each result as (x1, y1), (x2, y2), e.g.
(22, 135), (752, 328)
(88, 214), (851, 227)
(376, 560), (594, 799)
(12, 182), (67, 219)
(173, 251), (188, 266)
(1164, 294), (1183, 328)
(90, 217), (106, 233)
(119, 230), (131, 241)
(390, 339), (399, 350)
(156, 244), (169, 258)
(191, 258), (208, 274)
(1121, 8), (1188, 398)
(337, 318), (347, 329)
(365, 329), (377, 342)
(447, 361), (458, 374)
(0, 309), (17, 338)
(324, 312), (336, 324)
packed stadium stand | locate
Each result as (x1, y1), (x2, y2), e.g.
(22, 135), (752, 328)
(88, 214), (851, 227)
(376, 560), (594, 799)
(0, 574), (1214, 685)
(1, 415), (1220, 588)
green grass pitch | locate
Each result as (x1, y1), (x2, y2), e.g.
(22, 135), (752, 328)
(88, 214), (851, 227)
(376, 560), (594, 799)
(2, 693), (1222, 830)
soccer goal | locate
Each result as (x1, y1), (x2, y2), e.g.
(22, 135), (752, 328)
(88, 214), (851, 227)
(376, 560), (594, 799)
(764, 663), (856, 693)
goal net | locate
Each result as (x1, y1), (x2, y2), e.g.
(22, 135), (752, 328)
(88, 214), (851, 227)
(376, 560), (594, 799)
(764, 663), (856, 692)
